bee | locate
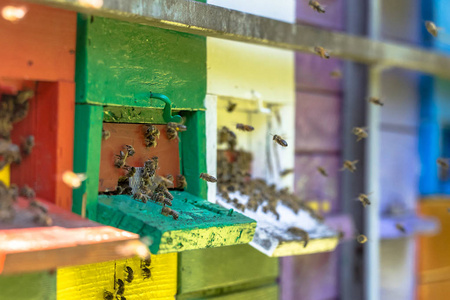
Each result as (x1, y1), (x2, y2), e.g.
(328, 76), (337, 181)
(116, 279), (125, 295)
(155, 183), (174, 200)
(16, 90), (34, 104)
(102, 129), (111, 140)
(227, 101), (237, 112)
(309, 0), (325, 13)
(338, 230), (345, 241)
(287, 227), (309, 248)
(161, 206), (179, 220)
(8, 184), (18, 202)
(124, 166), (136, 178)
(103, 290), (114, 300)
(236, 123), (254, 132)
(142, 267), (151, 280)
(273, 135), (288, 147)
(357, 193), (371, 207)
(177, 174), (187, 189)
(437, 158), (449, 169)
(166, 126), (177, 140)
(356, 234), (368, 244)
(141, 257), (151, 268)
(118, 297), (126, 300)
(330, 70), (342, 79)
(124, 145), (135, 157)
(21, 135), (34, 156)
(20, 185), (35, 199)
(314, 46), (330, 59)
(199, 173), (217, 183)
(352, 127), (368, 142)
(280, 169), (294, 177)
(144, 125), (160, 147)
(133, 192), (149, 203)
(114, 151), (128, 168)
(62, 171), (87, 188)
(368, 97), (384, 106)
(33, 210), (53, 226)
(425, 21), (440, 37)
(396, 223), (406, 234)
(124, 266), (134, 283)
(340, 160), (358, 173)
(317, 166), (328, 177)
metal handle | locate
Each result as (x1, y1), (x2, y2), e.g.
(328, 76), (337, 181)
(148, 93), (182, 123)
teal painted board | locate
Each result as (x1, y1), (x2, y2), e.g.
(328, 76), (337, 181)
(76, 15), (206, 110)
(97, 192), (256, 254)
(72, 104), (103, 220)
(0, 271), (56, 300)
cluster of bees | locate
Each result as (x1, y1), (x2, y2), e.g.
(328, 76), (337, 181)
(103, 257), (152, 300)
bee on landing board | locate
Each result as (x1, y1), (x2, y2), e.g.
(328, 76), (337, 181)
(287, 227), (310, 248)
(352, 127), (368, 142)
(102, 129), (111, 140)
(317, 166), (328, 177)
(124, 145), (135, 157)
(124, 266), (134, 283)
(340, 160), (358, 173)
(103, 290), (114, 300)
(123, 166), (136, 178)
(116, 279), (125, 296)
(144, 125), (160, 148)
(161, 206), (179, 220)
(309, 0), (325, 13)
(199, 173), (217, 183)
(314, 46), (330, 59)
(114, 151), (128, 168)
(176, 174), (187, 189)
(236, 123), (254, 132)
(133, 192), (149, 203)
(273, 135), (288, 147)
(368, 97), (384, 106)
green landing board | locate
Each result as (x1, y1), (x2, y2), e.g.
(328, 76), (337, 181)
(76, 15), (206, 110)
(97, 192), (256, 254)
(0, 272), (56, 300)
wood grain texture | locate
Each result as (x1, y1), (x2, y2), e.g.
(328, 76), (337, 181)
(196, 284), (278, 300)
(99, 124), (180, 192)
(0, 271), (56, 300)
(178, 245), (278, 296)
(97, 192), (256, 254)
(296, 0), (345, 30)
(76, 15), (206, 109)
(295, 92), (341, 152)
(58, 254), (177, 300)
(0, 0), (76, 82)
(11, 81), (75, 210)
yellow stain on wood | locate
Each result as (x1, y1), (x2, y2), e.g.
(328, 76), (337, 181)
(273, 237), (339, 257)
(0, 164), (10, 187)
(57, 253), (177, 300)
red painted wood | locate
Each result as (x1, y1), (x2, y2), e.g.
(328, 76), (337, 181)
(99, 124), (181, 192)
(296, 0), (345, 30)
(295, 92), (341, 152)
(0, 0), (76, 82)
(10, 81), (75, 210)
(296, 52), (343, 93)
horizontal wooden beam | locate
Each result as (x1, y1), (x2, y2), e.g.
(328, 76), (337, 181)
(20, 0), (450, 78)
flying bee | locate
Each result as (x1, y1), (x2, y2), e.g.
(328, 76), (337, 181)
(114, 151), (128, 168)
(352, 127), (368, 142)
(437, 158), (449, 169)
(142, 267), (151, 280)
(161, 206), (179, 220)
(273, 135), (288, 147)
(20, 185), (35, 199)
(133, 192), (149, 203)
(309, 0), (325, 13)
(102, 129), (111, 140)
(62, 171), (87, 188)
(199, 173), (217, 183)
(340, 160), (358, 173)
(236, 123), (254, 132)
(21, 135), (34, 156)
(330, 70), (342, 78)
(395, 223), (407, 234)
(124, 266), (134, 283)
(314, 46), (330, 59)
(124, 145), (135, 157)
(357, 193), (371, 207)
(116, 279), (125, 295)
(103, 290), (114, 300)
(227, 101), (237, 112)
(166, 122), (187, 140)
(356, 234), (368, 244)
(287, 227), (309, 248)
(317, 166), (328, 177)
(368, 97), (384, 106)
(425, 21), (441, 37)
(167, 122), (187, 132)
(177, 174), (187, 189)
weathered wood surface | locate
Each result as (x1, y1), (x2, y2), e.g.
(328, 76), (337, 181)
(0, 198), (140, 275)
(193, 284), (278, 300)
(296, 0), (345, 30)
(0, 0), (76, 82)
(58, 254), (177, 300)
(178, 244), (278, 297)
(76, 16), (206, 109)
(381, 0), (421, 44)
(99, 124), (180, 192)
(97, 191), (256, 254)
(0, 271), (56, 300)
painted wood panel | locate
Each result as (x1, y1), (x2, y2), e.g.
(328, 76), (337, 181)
(76, 16), (206, 110)
(197, 285), (279, 300)
(296, 0), (345, 30)
(381, 0), (421, 44)
(295, 92), (341, 152)
(58, 254), (177, 300)
(296, 53), (343, 93)
(0, 0), (76, 82)
(0, 271), (56, 300)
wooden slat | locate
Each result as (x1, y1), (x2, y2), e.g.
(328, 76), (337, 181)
(58, 254), (177, 300)
(97, 192), (256, 254)
(201, 285), (278, 300)
(0, 271), (56, 300)
(0, 0), (76, 82)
